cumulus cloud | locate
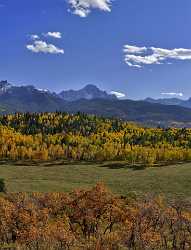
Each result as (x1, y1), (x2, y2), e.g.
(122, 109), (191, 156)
(161, 92), (183, 97)
(124, 45), (147, 54)
(26, 40), (64, 54)
(110, 91), (126, 98)
(44, 32), (62, 39)
(30, 34), (39, 40)
(124, 44), (191, 68)
(68, 0), (112, 17)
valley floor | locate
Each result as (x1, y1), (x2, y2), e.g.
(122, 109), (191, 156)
(0, 161), (190, 199)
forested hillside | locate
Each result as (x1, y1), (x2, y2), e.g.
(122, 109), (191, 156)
(1, 112), (191, 165)
(63, 98), (191, 126)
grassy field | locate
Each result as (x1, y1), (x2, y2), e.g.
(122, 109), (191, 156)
(0, 161), (191, 199)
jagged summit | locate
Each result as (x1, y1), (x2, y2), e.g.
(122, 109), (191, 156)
(0, 81), (119, 103)
(83, 84), (99, 90)
(59, 84), (117, 102)
(0, 80), (12, 93)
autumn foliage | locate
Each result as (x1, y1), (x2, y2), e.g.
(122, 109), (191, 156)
(0, 184), (190, 249)
(0, 112), (191, 165)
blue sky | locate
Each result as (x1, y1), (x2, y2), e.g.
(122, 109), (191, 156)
(1, 0), (191, 99)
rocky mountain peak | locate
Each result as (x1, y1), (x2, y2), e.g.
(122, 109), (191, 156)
(59, 84), (117, 102)
(0, 80), (12, 94)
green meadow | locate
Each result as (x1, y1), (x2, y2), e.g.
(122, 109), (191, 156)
(0, 161), (191, 200)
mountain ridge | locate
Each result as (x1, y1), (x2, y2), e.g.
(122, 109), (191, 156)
(145, 97), (191, 109)
(1, 80), (191, 127)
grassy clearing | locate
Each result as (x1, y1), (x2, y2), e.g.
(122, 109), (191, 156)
(0, 161), (190, 199)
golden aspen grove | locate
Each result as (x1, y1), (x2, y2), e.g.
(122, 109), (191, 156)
(0, 112), (191, 165)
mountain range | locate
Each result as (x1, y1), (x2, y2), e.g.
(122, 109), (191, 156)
(145, 97), (191, 109)
(1, 80), (191, 127)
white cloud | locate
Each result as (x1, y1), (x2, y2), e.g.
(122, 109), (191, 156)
(123, 45), (147, 54)
(161, 92), (183, 97)
(110, 91), (126, 98)
(26, 40), (64, 54)
(125, 61), (142, 68)
(124, 44), (191, 68)
(72, 8), (90, 17)
(30, 34), (39, 40)
(68, 0), (112, 17)
(44, 32), (62, 39)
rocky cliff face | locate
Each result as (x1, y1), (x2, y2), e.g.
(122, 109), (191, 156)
(59, 84), (117, 101)
(0, 80), (12, 94)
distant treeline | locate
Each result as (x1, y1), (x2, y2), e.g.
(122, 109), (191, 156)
(0, 112), (191, 164)
(0, 183), (191, 249)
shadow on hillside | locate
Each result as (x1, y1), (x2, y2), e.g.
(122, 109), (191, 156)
(0, 159), (104, 167)
(99, 162), (146, 171)
(0, 160), (152, 170)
